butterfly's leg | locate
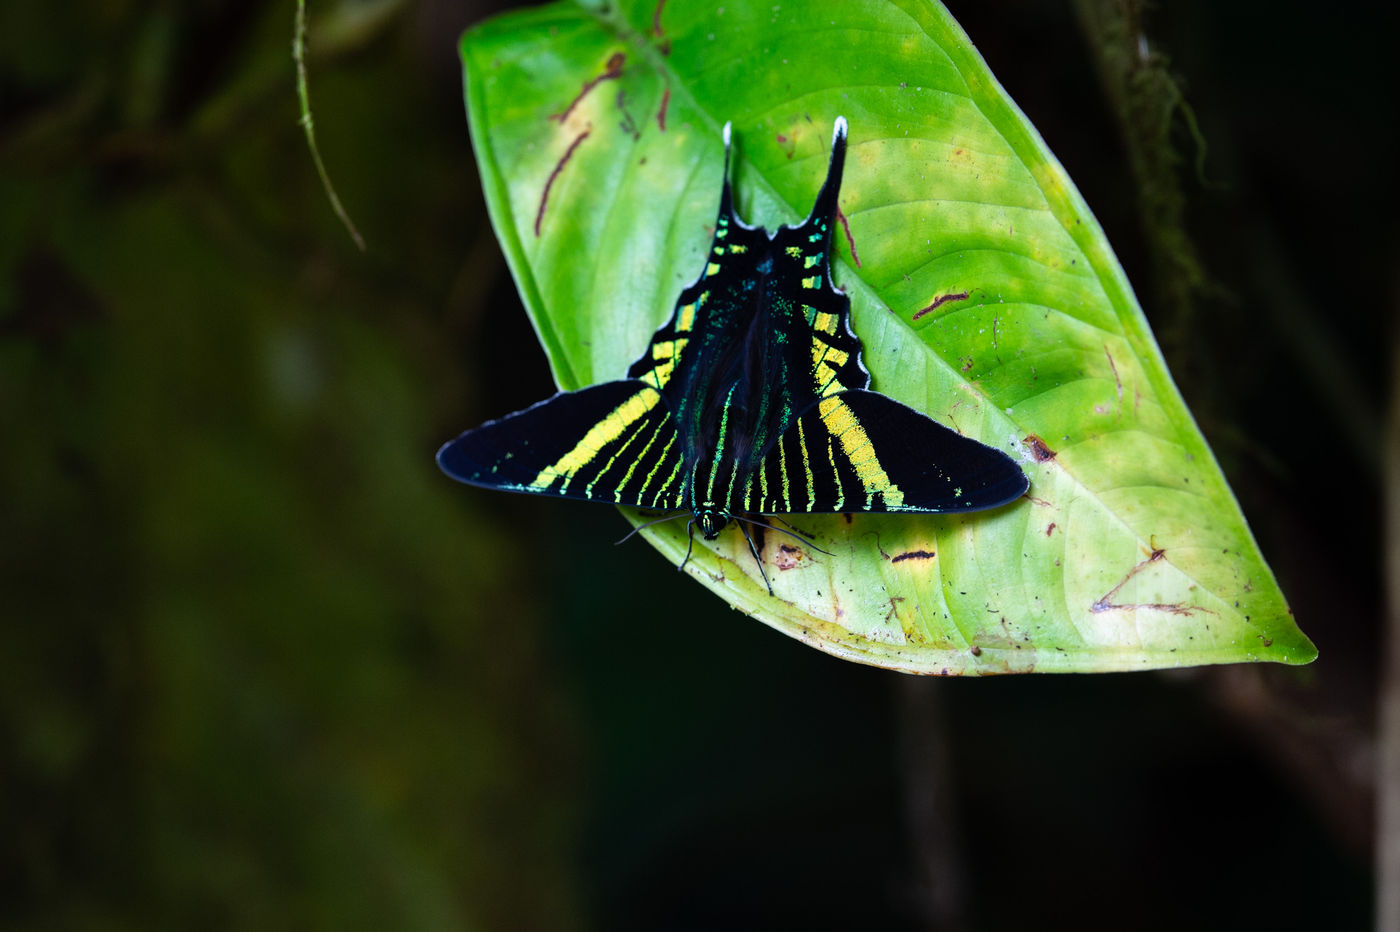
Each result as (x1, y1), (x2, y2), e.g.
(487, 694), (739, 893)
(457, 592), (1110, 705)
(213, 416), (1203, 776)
(677, 519), (697, 573)
(736, 520), (774, 595)
(744, 515), (834, 557)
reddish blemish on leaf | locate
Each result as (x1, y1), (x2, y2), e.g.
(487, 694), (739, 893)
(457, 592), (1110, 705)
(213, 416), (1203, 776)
(1046, 522), (1057, 536)
(651, 0), (671, 53)
(550, 52), (625, 124)
(912, 291), (970, 320)
(1105, 345), (1123, 416)
(535, 127), (591, 236)
(969, 645), (982, 656)
(616, 89), (639, 140)
(1090, 548), (1216, 617)
(656, 86), (670, 131)
(775, 544), (806, 571)
(835, 205), (861, 268)
(863, 531), (892, 560)
(1023, 434), (1057, 462)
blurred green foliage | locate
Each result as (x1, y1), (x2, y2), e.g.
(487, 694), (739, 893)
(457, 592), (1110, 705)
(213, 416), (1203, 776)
(1, 2), (581, 927)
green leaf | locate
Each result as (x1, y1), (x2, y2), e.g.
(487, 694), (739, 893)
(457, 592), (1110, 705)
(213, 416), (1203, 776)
(457, 0), (1315, 672)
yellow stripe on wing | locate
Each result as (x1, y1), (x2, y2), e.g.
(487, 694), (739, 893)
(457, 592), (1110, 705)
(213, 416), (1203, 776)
(817, 396), (904, 508)
(529, 389), (661, 494)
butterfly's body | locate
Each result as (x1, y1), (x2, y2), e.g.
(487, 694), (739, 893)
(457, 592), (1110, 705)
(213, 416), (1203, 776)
(439, 118), (1028, 578)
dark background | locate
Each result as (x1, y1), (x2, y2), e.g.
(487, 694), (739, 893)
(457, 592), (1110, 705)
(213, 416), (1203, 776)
(1, 0), (1391, 928)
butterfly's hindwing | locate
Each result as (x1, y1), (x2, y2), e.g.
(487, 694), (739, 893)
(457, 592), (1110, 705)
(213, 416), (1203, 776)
(629, 119), (869, 488)
(743, 389), (1027, 515)
(437, 380), (687, 510)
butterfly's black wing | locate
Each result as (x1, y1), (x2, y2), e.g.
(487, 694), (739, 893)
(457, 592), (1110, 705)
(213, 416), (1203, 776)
(738, 388), (1028, 515)
(439, 116), (1026, 528)
(437, 380), (688, 511)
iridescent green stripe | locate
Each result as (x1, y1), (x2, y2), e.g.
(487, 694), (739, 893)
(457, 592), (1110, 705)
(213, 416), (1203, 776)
(614, 414), (669, 503)
(797, 417), (814, 512)
(637, 432), (681, 506)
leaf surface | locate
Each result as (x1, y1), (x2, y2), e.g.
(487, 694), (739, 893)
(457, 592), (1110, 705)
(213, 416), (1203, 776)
(457, 0), (1315, 672)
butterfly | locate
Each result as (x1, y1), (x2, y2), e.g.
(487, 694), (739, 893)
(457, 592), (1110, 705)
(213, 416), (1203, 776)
(438, 117), (1028, 590)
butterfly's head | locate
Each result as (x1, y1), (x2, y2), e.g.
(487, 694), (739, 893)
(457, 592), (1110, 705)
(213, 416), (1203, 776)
(695, 508), (729, 540)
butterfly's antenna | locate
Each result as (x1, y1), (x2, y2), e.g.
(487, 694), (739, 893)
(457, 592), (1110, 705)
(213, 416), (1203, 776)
(736, 519), (774, 595)
(771, 515), (806, 534)
(615, 511), (691, 545)
(677, 518), (697, 574)
(738, 515), (834, 557)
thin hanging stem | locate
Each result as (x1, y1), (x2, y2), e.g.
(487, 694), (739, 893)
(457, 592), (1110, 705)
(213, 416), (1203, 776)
(294, 0), (366, 250)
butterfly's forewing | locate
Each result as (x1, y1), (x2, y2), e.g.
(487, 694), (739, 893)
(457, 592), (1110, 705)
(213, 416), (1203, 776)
(437, 380), (687, 510)
(742, 388), (1028, 515)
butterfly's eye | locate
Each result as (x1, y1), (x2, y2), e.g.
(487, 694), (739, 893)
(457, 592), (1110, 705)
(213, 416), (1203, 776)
(697, 510), (728, 540)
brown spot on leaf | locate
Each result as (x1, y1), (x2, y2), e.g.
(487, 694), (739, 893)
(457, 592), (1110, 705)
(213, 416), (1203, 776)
(1105, 344), (1123, 417)
(615, 89), (639, 140)
(535, 127), (591, 236)
(891, 549), (936, 564)
(774, 544), (806, 571)
(550, 52), (625, 124)
(1090, 547), (1216, 617)
(912, 291), (970, 321)
(835, 205), (861, 268)
(656, 86), (670, 131)
(862, 532), (892, 561)
(651, 0), (670, 48)
(1023, 434), (1056, 462)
